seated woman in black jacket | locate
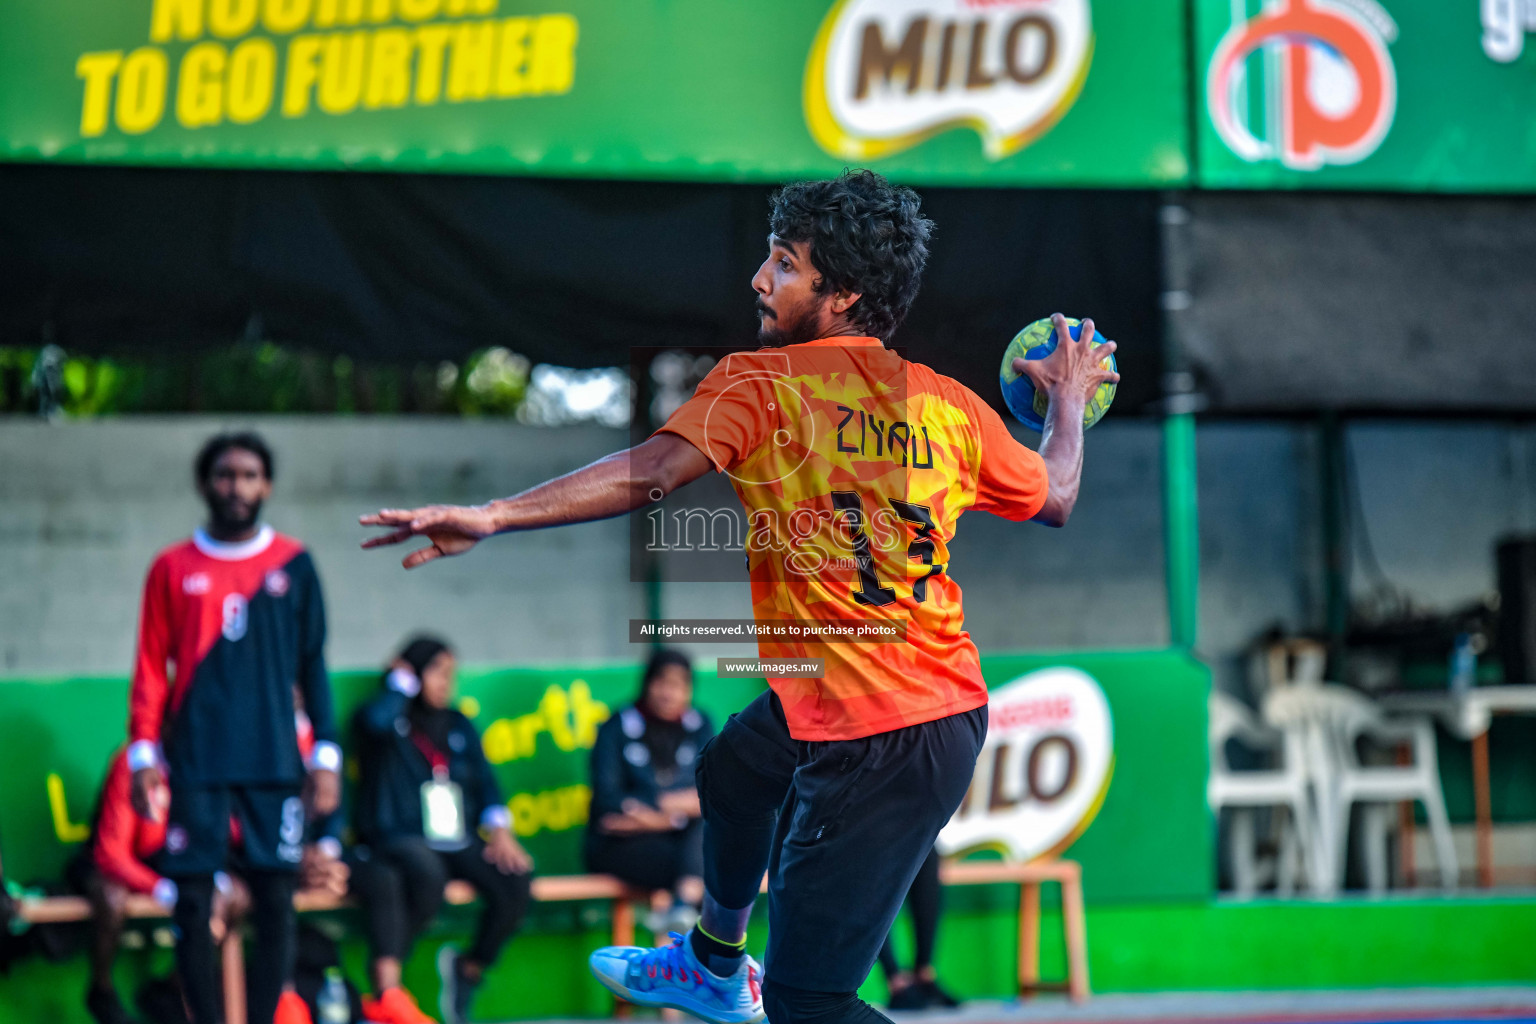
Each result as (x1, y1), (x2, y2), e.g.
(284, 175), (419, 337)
(584, 649), (714, 933)
(349, 636), (534, 1024)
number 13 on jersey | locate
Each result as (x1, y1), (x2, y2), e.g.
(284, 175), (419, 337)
(831, 490), (944, 606)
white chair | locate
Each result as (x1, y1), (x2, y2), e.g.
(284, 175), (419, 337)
(1208, 691), (1317, 896)
(1249, 637), (1328, 700)
(1264, 683), (1458, 893)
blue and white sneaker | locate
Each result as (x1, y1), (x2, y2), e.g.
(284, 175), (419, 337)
(589, 930), (764, 1024)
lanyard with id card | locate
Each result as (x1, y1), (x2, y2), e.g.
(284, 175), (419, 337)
(412, 730), (469, 850)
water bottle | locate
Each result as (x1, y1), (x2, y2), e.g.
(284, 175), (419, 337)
(317, 967), (350, 1024)
(1450, 633), (1477, 695)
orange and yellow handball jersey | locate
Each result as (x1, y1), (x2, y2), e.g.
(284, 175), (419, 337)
(658, 337), (1048, 741)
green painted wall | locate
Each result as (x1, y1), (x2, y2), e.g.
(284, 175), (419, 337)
(0, 649), (1217, 1019)
(921, 897), (1536, 995)
(0, 650), (1213, 905)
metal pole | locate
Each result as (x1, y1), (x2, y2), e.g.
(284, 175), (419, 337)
(635, 351), (664, 646)
(1163, 413), (1200, 649)
(1159, 193), (1202, 650)
(646, 560), (664, 648)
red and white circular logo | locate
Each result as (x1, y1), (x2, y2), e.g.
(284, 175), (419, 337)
(264, 569), (290, 597)
(1207, 0), (1396, 171)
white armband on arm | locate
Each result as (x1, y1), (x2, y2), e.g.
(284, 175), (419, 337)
(308, 741), (342, 773)
(152, 878), (179, 909)
(480, 805), (511, 832)
(315, 837), (344, 861)
(127, 741), (162, 773)
(386, 668), (421, 697)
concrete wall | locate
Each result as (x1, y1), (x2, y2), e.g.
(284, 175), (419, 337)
(2, 416), (1533, 692)
(0, 418), (643, 676)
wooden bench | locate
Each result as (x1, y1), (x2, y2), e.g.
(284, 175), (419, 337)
(744, 857), (1091, 1002)
(17, 874), (651, 1024)
(17, 859), (1089, 1018)
(937, 858), (1089, 1002)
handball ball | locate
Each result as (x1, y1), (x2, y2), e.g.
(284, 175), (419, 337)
(999, 316), (1117, 432)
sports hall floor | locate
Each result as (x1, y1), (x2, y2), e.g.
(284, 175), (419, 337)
(512, 989), (1536, 1024)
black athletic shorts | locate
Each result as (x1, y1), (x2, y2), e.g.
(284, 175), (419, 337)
(724, 692), (987, 993)
(157, 780), (306, 877)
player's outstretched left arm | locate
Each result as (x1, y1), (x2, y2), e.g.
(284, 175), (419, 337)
(360, 432), (714, 568)
(1019, 313), (1119, 528)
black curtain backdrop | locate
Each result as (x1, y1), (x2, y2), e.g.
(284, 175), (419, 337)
(0, 164), (1165, 413)
(1183, 192), (1536, 414)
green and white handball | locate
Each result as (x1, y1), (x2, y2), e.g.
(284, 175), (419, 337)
(999, 316), (1118, 432)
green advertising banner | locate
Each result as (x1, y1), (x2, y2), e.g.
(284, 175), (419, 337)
(0, 649), (1209, 906)
(1196, 0), (1536, 190)
(0, 0), (1189, 186)
(0, 665), (760, 888)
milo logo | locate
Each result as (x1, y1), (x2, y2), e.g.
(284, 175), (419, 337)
(939, 666), (1114, 862)
(805, 0), (1094, 161)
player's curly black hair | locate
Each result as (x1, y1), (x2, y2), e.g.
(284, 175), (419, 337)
(194, 430), (274, 483)
(767, 169), (934, 341)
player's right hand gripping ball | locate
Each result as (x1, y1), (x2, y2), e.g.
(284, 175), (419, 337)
(999, 316), (1118, 432)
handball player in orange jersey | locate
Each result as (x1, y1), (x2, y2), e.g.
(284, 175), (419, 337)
(362, 170), (1116, 1024)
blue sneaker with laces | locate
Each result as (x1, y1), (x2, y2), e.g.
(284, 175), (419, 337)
(589, 930), (764, 1024)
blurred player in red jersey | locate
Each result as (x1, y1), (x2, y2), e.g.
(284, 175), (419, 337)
(128, 433), (341, 1024)
(76, 749), (248, 1024)
(82, 690), (344, 1024)
(362, 171), (1116, 1024)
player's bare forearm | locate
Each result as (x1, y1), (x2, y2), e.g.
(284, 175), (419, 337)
(486, 438), (689, 533)
(361, 433), (713, 568)
(1017, 314), (1117, 529)
(1033, 393), (1087, 528)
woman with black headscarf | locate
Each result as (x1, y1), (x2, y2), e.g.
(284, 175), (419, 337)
(584, 649), (714, 933)
(349, 636), (533, 1024)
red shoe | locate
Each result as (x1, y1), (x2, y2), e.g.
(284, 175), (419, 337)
(275, 989), (314, 1024)
(360, 986), (438, 1024)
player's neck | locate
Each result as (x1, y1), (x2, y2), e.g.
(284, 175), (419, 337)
(818, 311), (871, 341)
(203, 521), (262, 543)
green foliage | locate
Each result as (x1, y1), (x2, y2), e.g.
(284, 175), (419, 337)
(0, 343), (530, 417)
(456, 347), (530, 417)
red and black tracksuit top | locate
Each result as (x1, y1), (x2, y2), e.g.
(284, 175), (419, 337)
(128, 526), (337, 787)
(95, 717), (333, 894)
